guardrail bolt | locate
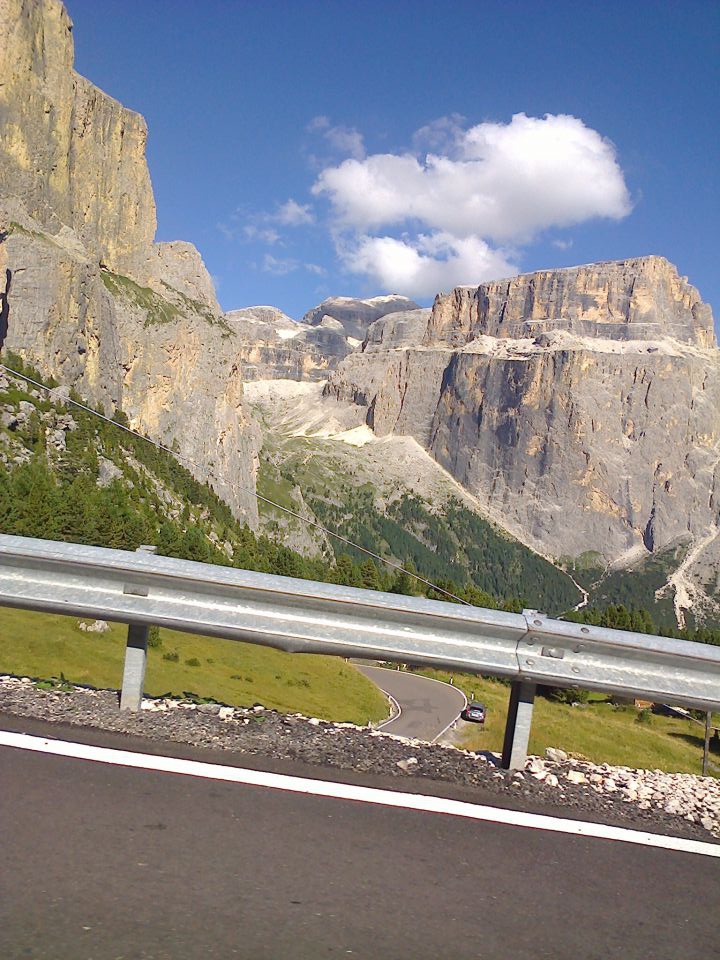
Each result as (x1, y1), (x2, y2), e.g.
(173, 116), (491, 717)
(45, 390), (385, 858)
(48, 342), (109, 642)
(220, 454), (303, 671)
(119, 545), (157, 712)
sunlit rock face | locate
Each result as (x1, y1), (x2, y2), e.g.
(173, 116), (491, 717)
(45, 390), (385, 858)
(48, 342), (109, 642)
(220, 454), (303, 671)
(225, 307), (353, 382)
(425, 257), (714, 348)
(226, 296), (424, 382)
(327, 258), (720, 564)
(0, 0), (258, 524)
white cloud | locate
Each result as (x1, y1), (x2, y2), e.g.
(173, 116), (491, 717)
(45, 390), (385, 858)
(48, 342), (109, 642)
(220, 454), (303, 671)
(262, 254), (298, 275)
(275, 199), (315, 226)
(314, 113), (631, 242)
(261, 254), (325, 277)
(311, 113), (632, 298)
(303, 262), (326, 276)
(552, 238), (574, 250)
(244, 224), (281, 245)
(308, 115), (365, 160)
(342, 232), (515, 299)
(411, 113), (466, 154)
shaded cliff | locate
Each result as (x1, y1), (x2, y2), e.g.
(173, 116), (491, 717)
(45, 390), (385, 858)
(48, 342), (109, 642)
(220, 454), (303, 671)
(0, 0), (257, 523)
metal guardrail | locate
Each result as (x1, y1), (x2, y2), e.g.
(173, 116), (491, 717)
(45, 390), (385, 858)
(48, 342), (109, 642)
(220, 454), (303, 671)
(1, 534), (719, 768)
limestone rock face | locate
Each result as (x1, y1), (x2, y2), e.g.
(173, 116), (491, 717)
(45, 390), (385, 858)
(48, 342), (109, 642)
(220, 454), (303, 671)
(426, 257), (714, 348)
(363, 309), (431, 353)
(1, 0), (156, 280)
(302, 295), (421, 342)
(327, 258), (720, 565)
(0, 0), (258, 524)
(226, 307), (353, 381)
(147, 242), (221, 313)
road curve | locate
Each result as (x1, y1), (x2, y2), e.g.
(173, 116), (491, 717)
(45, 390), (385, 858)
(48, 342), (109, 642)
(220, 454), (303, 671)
(357, 663), (466, 741)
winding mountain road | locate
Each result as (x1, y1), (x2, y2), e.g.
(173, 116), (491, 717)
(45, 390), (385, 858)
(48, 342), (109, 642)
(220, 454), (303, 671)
(356, 663), (467, 741)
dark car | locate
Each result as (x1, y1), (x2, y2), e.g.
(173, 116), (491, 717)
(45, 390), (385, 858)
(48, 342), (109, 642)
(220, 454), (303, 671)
(461, 701), (486, 724)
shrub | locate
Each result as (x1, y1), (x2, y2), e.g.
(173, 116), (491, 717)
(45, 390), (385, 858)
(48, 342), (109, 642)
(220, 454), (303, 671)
(185, 657), (201, 668)
(162, 651), (179, 662)
(546, 685), (590, 705)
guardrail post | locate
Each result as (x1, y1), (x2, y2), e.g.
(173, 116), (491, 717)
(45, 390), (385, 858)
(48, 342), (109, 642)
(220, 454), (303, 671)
(703, 712), (712, 776)
(501, 680), (536, 770)
(119, 544), (156, 711)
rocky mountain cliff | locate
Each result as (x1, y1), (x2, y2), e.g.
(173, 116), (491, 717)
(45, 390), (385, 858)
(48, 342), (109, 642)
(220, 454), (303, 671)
(226, 307), (352, 382)
(326, 258), (720, 625)
(302, 295), (420, 342)
(226, 295), (423, 382)
(4, 1), (719, 627)
(0, 0), (257, 523)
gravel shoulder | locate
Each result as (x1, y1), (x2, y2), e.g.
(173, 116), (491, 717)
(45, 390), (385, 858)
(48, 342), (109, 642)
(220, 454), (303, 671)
(1, 674), (718, 844)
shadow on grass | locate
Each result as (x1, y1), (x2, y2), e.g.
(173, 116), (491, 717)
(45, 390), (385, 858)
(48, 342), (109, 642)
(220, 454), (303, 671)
(668, 730), (720, 754)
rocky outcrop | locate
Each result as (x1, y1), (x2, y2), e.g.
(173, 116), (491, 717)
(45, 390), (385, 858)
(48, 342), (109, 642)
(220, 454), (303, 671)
(327, 258), (720, 571)
(302, 295), (421, 342)
(0, 0), (258, 524)
(1, 0), (155, 280)
(426, 257), (714, 348)
(146, 241), (221, 313)
(226, 307), (353, 381)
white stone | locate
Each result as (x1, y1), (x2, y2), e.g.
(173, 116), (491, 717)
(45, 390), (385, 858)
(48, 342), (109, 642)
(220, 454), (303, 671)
(396, 758), (418, 772)
(566, 771), (587, 785)
(545, 747), (568, 762)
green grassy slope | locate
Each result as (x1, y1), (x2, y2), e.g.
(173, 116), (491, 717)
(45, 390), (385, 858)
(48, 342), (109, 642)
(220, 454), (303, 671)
(256, 428), (582, 614)
(415, 668), (718, 775)
(0, 607), (388, 724)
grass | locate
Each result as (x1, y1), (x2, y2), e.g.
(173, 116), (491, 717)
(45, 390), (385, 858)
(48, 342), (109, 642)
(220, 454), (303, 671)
(101, 271), (181, 327)
(413, 668), (719, 776)
(0, 607), (388, 725)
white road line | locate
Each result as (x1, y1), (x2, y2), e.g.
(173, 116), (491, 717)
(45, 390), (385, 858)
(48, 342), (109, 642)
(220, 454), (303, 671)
(2, 730), (718, 858)
(376, 693), (402, 729)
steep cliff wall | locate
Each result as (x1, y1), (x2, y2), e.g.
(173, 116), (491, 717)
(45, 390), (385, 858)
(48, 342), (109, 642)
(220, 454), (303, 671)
(426, 257), (714, 348)
(0, 0), (258, 524)
(226, 308), (353, 381)
(0, 0), (156, 279)
(327, 258), (720, 569)
(302, 295), (421, 342)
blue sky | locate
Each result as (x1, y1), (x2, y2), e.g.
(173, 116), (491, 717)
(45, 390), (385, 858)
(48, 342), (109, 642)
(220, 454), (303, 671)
(67, 0), (718, 321)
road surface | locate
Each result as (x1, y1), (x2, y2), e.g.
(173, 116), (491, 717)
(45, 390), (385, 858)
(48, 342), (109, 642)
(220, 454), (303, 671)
(1, 715), (717, 960)
(357, 663), (466, 741)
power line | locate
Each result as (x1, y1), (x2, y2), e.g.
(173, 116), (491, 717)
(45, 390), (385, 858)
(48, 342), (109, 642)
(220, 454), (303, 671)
(0, 361), (470, 605)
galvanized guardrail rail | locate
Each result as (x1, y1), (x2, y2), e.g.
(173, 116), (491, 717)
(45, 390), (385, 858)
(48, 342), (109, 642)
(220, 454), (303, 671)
(1, 533), (719, 768)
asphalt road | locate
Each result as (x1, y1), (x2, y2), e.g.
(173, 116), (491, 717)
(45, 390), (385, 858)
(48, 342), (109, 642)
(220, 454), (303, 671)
(2, 717), (718, 960)
(357, 663), (467, 741)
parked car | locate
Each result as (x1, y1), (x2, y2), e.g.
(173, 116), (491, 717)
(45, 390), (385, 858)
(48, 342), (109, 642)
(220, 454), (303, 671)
(461, 701), (486, 724)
